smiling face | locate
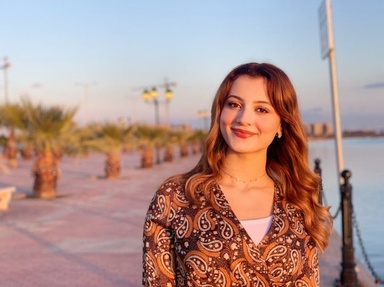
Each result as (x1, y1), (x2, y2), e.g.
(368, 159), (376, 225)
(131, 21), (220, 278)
(219, 75), (281, 156)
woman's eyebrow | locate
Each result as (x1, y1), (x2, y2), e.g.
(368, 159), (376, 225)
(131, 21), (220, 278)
(226, 95), (272, 106)
(253, 100), (272, 105)
(226, 94), (242, 100)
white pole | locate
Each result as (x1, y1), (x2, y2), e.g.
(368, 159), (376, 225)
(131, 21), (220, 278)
(2, 57), (10, 104)
(326, 0), (344, 179)
(76, 82), (96, 125)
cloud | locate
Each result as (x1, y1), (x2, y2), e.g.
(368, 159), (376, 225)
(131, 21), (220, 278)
(363, 82), (384, 89)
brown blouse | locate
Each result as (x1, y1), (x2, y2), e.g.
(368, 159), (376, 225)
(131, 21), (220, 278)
(142, 179), (319, 286)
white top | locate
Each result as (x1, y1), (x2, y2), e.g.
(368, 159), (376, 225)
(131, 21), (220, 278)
(240, 215), (273, 245)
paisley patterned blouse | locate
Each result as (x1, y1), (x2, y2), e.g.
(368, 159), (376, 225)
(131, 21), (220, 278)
(142, 179), (319, 287)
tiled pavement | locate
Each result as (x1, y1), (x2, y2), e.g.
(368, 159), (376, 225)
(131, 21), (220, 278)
(0, 152), (377, 286)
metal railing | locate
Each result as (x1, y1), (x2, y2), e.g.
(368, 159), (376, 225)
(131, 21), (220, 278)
(314, 159), (383, 286)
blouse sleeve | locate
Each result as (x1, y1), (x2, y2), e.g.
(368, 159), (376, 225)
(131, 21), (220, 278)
(142, 182), (177, 287)
(299, 239), (320, 286)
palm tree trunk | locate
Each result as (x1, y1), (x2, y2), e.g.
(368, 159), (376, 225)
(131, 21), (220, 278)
(191, 140), (200, 155)
(163, 145), (174, 162)
(21, 144), (33, 160)
(105, 153), (121, 179)
(180, 143), (189, 158)
(4, 129), (18, 168)
(32, 151), (59, 199)
(141, 147), (154, 168)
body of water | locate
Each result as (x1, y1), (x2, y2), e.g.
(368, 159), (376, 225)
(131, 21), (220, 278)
(309, 137), (384, 281)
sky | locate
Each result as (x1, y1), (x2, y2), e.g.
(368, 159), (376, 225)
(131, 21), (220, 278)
(1, 0), (383, 130)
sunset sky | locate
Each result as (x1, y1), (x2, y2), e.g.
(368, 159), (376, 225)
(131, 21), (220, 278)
(1, 0), (383, 130)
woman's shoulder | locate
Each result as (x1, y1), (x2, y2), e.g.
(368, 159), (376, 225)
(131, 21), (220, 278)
(154, 175), (187, 199)
(159, 175), (185, 190)
(155, 173), (214, 207)
(150, 175), (194, 212)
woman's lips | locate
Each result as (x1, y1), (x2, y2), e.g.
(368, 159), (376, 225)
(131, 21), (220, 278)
(231, 128), (256, 139)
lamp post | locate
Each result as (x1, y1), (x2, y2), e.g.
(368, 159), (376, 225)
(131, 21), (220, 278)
(75, 82), (97, 125)
(142, 87), (160, 125)
(164, 88), (173, 126)
(1, 57), (11, 104)
(141, 81), (175, 164)
(319, 0), (344, 182)
(141, 81), (175, 126)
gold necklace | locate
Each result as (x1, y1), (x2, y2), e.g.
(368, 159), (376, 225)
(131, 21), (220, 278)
(222, 169), (267, 184)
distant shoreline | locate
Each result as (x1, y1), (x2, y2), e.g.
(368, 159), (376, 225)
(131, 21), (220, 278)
(307, 132), (384, 141)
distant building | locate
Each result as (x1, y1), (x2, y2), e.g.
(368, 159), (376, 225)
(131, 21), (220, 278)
(323, 122), (333, 137)
(304, 122), (333, 138)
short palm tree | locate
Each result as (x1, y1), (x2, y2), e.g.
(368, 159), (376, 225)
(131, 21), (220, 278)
(173, 128), (194, 158)
(134, 125), (168, 168)
(189, 129), (207, 154)
(84, 122), (136, 179)
(0, 103), (27, 167)
(162, 129), (179, 163)
(21, 97), (78, 199)
(64, 125), (95, 159)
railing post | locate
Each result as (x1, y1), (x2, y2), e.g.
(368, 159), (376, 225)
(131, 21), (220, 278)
(314, 158), (323, 205)
(339, 170), (358, 286)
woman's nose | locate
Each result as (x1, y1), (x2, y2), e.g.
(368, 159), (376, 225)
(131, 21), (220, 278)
(236, 106), (253, 125)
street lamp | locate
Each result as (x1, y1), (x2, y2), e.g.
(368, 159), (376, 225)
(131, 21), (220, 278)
(164, 88), (173, 125)
(142, 87), (160, 125)
(1, 57), (11, 104)
(141, 81), (175, 126)
(141, 81), (175, 164)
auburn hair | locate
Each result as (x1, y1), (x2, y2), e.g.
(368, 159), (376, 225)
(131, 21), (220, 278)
(172, 62), (332, 251)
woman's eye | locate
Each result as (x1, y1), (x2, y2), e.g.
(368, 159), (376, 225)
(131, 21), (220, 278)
(227, 101), (241, 108)
(256, 107), (268, 113)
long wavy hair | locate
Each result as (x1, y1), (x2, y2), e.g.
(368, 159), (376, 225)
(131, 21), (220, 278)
(173, 62), (332, 251)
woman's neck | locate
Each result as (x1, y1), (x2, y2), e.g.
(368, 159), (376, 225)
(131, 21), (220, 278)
(223, 152), (267, 180)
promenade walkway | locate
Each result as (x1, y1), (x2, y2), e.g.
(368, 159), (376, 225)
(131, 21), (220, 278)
(0, 152), (377, 286)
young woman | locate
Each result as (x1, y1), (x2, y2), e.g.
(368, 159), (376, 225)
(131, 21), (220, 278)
(142, 62), (333, 286)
